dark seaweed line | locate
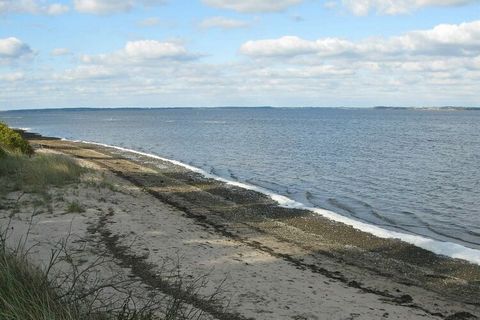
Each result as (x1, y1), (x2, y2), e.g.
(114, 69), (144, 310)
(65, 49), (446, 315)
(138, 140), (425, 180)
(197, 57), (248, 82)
(104, 166), (454, 319)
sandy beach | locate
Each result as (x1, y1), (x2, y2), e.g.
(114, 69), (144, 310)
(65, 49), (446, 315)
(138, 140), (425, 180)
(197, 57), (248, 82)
(1, 132), (479, 320)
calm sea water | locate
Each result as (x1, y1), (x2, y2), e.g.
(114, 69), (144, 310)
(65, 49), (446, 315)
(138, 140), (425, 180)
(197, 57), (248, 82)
(2, 107), (479, 251)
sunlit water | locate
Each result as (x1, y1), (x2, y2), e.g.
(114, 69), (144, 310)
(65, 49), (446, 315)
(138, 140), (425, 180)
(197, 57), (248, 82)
(2, 107), (479, 251)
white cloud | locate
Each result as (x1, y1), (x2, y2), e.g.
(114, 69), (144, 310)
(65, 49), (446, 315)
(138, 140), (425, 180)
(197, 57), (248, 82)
(241, 36), (354, 57)
(56, 65), (118, 80)
(78, 40), (199, 67)
(0, 37), (33, 59)
(73, 0), (165, 14)
(0, 72), (25, 82)
(202, 0), (303, 13)
(46, 3), (69, 15)
(199, 16), (250, 29)
(123, 40), (192, 60)
(249, 65), (355, 78)
(0, 0), (69, 15)
(51, 48), (71, 56)
(231, 20), (480, 107)
(240, 21), (480, 58)
(340, 0), (477, 15)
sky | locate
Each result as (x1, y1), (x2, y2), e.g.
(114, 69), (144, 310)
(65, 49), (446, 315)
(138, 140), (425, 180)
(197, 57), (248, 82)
(0, 0), (479, 109)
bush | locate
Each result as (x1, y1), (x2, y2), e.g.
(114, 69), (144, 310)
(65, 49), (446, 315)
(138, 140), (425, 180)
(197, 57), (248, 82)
(0, 122), (34, 155)
(66, 201), (85, 213)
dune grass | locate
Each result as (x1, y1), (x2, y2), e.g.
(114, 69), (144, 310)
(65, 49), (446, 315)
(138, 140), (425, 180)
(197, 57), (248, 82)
(0, 247), (82, 320)
(0, 152), (86, 194)
(0, 231), (222, 320)
(1, 123), (85, 194)
(0, 129), (91, 318)
(0, 125), (226, 319)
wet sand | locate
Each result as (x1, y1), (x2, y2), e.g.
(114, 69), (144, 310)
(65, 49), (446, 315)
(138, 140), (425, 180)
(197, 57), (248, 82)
(8, 131), (480, 319)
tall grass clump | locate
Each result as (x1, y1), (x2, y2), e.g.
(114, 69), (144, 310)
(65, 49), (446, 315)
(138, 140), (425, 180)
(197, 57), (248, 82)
(0, 246), (80, 320)
(0, 153), (86, 193)
(0, 225), (227, 320)
(0, 122), (86, 193)
(0, 122), (34, 156)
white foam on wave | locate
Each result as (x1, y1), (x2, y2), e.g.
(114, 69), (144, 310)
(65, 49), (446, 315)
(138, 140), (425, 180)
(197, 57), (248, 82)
(73, 139), (480, 265)
(11, 127), (32, 131)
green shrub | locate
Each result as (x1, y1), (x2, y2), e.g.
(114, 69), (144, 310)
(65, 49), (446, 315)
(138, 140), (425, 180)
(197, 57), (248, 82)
(66, 201), (85, 213)
(0, 122), (34, 155)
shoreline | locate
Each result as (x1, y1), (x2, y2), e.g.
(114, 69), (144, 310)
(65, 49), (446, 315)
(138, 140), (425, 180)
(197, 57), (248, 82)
(73, 140), (480, 265)
(11, 130), (480, 318)
(22, 129), (480, 265)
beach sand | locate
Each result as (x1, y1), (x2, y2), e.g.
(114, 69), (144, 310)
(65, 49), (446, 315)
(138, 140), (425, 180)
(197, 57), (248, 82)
(1, 132), (479, 319)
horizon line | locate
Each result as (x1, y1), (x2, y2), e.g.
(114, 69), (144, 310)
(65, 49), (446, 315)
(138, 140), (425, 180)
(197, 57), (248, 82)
(2, 105), (479, 112)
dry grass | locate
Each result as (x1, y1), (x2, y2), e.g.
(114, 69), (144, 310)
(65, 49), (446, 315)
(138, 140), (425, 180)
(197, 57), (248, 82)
(0, 152), (86, 194)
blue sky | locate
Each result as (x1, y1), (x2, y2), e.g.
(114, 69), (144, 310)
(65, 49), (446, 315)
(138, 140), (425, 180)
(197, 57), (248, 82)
(0, 0), (479, 109)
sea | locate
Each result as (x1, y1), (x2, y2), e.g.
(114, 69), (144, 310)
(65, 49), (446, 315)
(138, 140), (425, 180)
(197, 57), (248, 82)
(1, 107), (479, 262)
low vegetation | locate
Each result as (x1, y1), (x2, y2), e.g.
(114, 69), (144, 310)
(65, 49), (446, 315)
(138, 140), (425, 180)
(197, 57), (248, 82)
(1, 124), (226, 319)
(0, 224), (223, 320)
(0, 245), (81, 320)
(0, 122), (33, 155)
(1, 123), (85, 194)
(0, 152), (86, 194)
(66, 200), (85, 213)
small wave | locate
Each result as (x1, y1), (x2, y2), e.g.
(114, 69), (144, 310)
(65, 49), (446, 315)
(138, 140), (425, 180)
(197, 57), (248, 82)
(200, 120), (227, 124)
(11, 126), (32, 131)
(67, 138), (480, 265)
(103, 118), (122, 122)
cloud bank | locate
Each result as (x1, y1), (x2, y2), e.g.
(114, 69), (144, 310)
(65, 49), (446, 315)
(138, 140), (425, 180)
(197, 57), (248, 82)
(340, 0), (477, 15)
(2, 20), (480, 108)
(201, 0), (303, 13)
(73, 0), (165, 14)
(240, 21), (480, 58)
(0, 0), (69, 15)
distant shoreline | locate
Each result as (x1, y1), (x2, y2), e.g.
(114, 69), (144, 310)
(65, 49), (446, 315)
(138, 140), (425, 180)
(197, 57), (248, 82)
(2, 106), (479, 112)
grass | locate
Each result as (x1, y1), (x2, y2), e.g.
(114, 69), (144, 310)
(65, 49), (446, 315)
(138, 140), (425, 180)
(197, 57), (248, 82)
(0, 227), (226, 320)
(0, 124), (229, 319)
(66, 201), (85, 213)
(0, 152), (86, 194)
(1, 122), (85, 194)
(0, 247), (81, 320)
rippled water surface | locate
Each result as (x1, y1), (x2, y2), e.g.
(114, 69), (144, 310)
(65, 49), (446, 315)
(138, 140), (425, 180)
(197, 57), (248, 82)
(2, 107), (479, 249)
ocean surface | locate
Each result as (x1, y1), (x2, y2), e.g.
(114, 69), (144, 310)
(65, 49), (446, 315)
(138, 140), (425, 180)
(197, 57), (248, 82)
(2, 107), (479, 257)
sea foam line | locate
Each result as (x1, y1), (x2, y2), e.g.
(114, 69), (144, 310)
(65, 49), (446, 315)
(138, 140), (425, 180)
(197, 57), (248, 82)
(74, 139), (480, 265)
